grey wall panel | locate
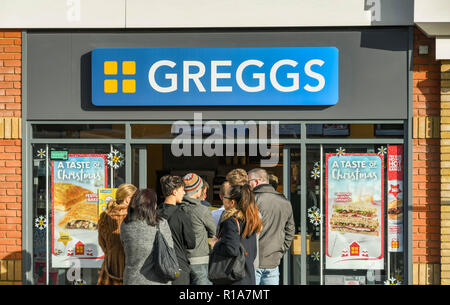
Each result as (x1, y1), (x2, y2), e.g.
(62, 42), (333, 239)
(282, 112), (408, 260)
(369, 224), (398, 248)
(27, 28), (409, 121)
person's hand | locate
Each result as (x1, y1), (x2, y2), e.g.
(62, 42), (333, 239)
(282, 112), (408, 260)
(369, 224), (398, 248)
(209, 236), (218, 248)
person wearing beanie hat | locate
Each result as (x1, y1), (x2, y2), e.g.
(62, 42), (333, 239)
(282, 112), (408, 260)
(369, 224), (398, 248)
(183, 173), (204, 197)
(180, 173), (217, 285)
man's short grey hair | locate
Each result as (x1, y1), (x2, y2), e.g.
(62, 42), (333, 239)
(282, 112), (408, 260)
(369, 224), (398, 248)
(248, 168), (269, 184)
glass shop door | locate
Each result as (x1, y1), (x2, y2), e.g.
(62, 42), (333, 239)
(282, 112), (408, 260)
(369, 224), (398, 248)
(301, 144), (404, 285)
(31, 144), (126, 285)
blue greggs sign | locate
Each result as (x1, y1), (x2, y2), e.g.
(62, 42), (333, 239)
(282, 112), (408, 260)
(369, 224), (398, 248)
(91, 47), (338, 106)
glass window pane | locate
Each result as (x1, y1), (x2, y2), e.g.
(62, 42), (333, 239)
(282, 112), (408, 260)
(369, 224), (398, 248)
(287, 147), (302, 285)
(32, 144), (49, 284)
(32, 124), (125, 139)
(131, 124), (174, 139)
(306, 124), (404, 139)
(277, 124), (301, 139)
(131, 123), (300, 139)
(374, 124), (404, 137)
(306, 145), (321, 285)
(320, 144), (405, 285)
(31, 144), (126, 285)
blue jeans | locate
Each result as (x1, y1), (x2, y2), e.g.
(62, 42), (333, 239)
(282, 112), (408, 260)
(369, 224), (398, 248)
(255, 267), (279, 285)
(190, 264), (212, 285)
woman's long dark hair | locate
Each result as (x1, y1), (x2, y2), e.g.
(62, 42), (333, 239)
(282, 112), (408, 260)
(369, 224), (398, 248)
(227, 184), (263, 238)
(123, 188), (161, 226)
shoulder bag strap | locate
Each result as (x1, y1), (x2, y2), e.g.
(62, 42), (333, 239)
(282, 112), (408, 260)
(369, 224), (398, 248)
(232, 217), (248, 255)
(217, 217), (242, 239)
(232, 217), (241, 237)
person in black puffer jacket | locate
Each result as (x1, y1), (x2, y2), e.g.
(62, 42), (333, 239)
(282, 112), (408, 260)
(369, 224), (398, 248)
(157, 175), (196, 285)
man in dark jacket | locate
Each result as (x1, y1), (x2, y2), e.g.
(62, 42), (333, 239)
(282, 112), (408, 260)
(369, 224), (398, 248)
(158, 175), (196, 285)
(248, 168), (295, 285)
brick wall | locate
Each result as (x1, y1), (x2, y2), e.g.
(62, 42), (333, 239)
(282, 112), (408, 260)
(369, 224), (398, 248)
(441, 60), (450, 284)
(412, 27), (441, 284)
(0, 30), (22, 285)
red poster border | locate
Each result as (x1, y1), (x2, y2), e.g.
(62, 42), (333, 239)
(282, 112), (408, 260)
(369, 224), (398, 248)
(51, 154), (108, 260)
(325, 153), (385, 263)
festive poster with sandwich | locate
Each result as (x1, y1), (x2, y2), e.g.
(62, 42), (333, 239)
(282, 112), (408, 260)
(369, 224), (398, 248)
(387, 145), (403, 252)
(51, 154), (107, 268)
(326, 153), (384, 270)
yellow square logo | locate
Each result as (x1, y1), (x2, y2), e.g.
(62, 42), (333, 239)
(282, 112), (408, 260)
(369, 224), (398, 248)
(104, 79), (118, 93)
(122, 61), (136, 75)
(122, 79), (136, 93)
(104, 61), (118, 75)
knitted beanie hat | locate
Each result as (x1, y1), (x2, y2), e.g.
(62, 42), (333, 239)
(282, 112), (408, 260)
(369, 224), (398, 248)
(183, 173), (204, 197)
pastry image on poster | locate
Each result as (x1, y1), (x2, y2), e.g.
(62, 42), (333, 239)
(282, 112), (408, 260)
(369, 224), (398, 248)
(51, 154), (107, 268)
(58, 202), (99, 230)
(53, 182), (94, 212)
(325, 153), (384, 270)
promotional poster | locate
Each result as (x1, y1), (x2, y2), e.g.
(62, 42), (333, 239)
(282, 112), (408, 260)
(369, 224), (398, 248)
(98, 188), (118, 216)
(51, 154), (107, 268)
(326, 153), (384, 270)
(387, 145), (404, 252)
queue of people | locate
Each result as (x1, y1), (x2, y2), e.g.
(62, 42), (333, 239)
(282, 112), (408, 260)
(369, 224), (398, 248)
(97, 168), (295, 285)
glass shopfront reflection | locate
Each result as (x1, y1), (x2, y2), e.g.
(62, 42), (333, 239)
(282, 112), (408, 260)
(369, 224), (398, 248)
(28, 123), (406, 285)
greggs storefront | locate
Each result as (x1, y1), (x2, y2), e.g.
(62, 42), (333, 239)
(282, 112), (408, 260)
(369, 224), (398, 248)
(22, 27), (412, 285)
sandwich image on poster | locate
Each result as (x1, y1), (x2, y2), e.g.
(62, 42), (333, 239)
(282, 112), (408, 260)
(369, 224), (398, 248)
(387, 199), (403, 221)
(325, 153), (384, 270)
(330, 202), (379, 236)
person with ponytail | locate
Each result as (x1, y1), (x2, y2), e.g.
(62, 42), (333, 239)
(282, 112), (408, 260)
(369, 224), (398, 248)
(97, 183), (137, 285)
(209, 184), (262, 285)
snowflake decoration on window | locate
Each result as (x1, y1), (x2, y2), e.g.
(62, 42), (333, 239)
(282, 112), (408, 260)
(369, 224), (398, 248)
(311, 251), (320, 262)
(107, 149), (124, 170)
(34, 216), (47, 230)
(336, 147), (346, 156)
(384, 277), (401, 285)
(394, 268), (403, 282)
(308, 206), (321, 226)
(72, 279), (86, 285)
(36, 149), (46, 159)
(377, 146), (387, 156)
(310, 169), (320, 180)
(313, 161), (320, 171)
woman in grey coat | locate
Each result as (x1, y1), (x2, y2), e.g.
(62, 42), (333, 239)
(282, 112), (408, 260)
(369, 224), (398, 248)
(120, 188), (175, 285)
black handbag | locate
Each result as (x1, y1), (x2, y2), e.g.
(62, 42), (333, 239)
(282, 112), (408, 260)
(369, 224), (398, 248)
(142, 223), (180, 282)
(208, 217), (246, 284)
